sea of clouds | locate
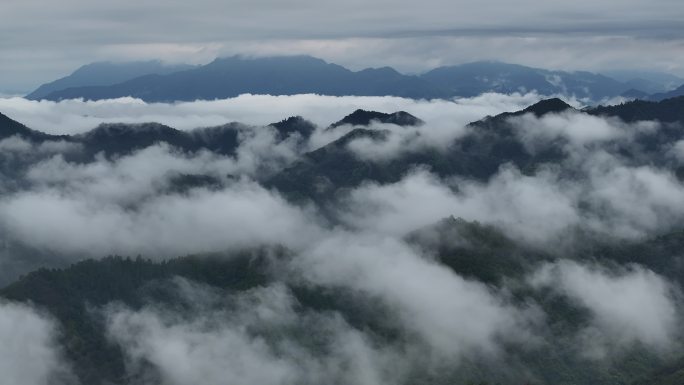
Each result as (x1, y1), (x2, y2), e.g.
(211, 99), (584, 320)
(1, 93), (682, 384)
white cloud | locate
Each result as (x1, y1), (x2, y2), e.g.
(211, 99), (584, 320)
(500, 111), (666, 182)
(105, 281), (402, 385)
(0, 301), (74, 385)
(1, 95), (682, 269)
(669, 140), (684, 163)
(339, 111), (684, 244)
(339, 168), (581, 244)
(0, 178), (322, 257)
(0, 93), (541, 136)
(509, 111), (655, 149)
(0, 143), (323, 259)
(529, 260), (680, 357)
(579, 153), (684, 238)
(296, 232), (540, 358)
(0, 135), (81, 155)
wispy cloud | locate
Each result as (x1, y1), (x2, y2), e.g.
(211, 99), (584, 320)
(0, 301), (75, 385)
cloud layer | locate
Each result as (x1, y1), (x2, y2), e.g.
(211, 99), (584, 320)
(530, 260), (681, 358)
(0, 301), (74, 385)
(1, 93), (683, 267)
(106, 281), (405, 385)
(0, 92), (542, 135)
(2, 93), (684, 383)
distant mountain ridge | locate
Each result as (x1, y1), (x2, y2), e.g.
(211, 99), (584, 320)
(27, 56), (684, 102)
(603, 70), (684, 94)
(26, 61), (195, 100)
(35, 56), (445, 101)
(420, 61), (627, 99)
(648, 84), (684, 101)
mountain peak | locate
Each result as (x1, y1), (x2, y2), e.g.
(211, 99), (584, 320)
(521, 98), (574, 116)
(357, 66), (401, 76)
(81, 122), (176, 137)
(26, 61), (195, 100)
(621, 88), (650, 100)
(268, 116), (316, 140)
(330, 109), (423, 128)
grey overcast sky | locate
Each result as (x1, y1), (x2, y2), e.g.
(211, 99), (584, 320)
(2, 0), (684, 93)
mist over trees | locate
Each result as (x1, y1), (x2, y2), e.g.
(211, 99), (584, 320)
(2, 93), (684, 384)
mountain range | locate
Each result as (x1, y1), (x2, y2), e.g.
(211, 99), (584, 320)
(4, 96), (684, 200)
(26, 61), (195, 100)
(24, 56), (684, 103)
(3, 95), (684, 385)
(268, 96), (684, 202)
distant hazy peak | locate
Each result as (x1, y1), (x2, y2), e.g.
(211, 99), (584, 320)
(26, 61), (195, 100)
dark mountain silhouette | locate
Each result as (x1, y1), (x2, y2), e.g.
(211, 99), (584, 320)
(77, 122), (196, 156)
(0, 115), (260, 164)
(268, 96), (684, 202)
(26, 61), (195, 100)
(267, 99), (566, 202)
(268, 116), (316, 140)
(30, 56), (653, 102)
(329, 109), (423, 129)
(74, 121), (292, 160)
(0, 108), (402, 172)
(0, 112), (66, 142)
(264, 127), (395, 202)
(587, 96), (684, 123)
(480, 97), (575, 121)
(5, 96), (684, 195)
